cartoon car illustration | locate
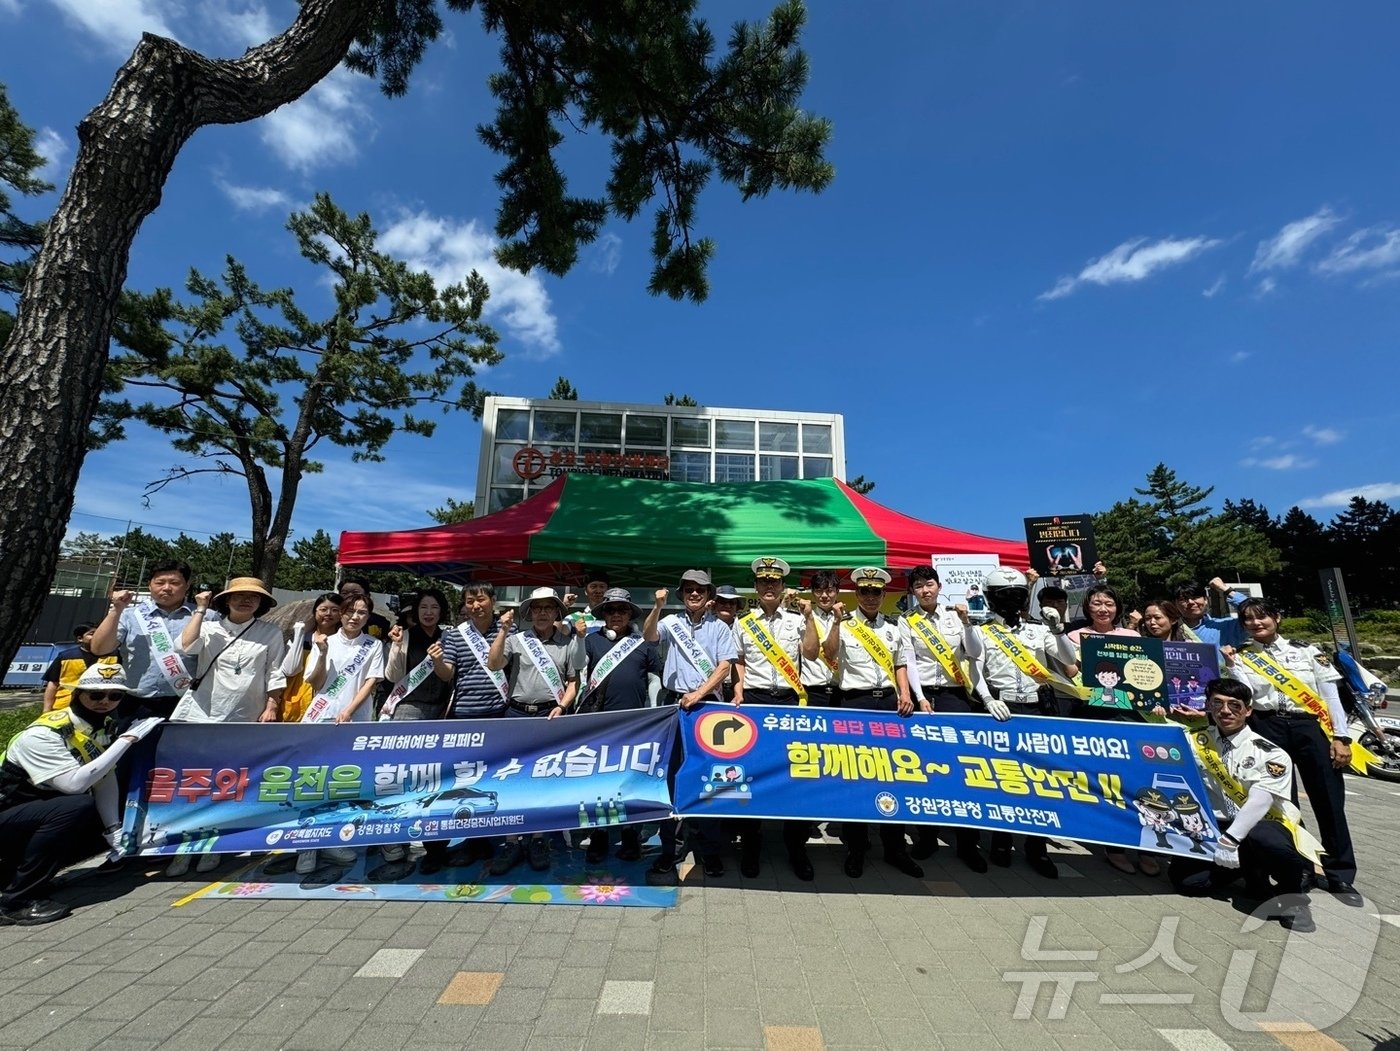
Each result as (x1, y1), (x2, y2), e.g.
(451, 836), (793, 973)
(418, 785), (500, 820)
(1150, 772), (1193, 796)
(296, 798), (379, 828)
(701, 764), (750, 795)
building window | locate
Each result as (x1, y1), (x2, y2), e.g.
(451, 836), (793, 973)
(671, 451), (710, 482)
(489, 487), (525, 512)
(803, 456), (833, 479)
(626, 414), (667, 446)
(714, 453), (755, 482)
(802, 424), (832, 454)
(496, 408), (529, 442)
(493, 443), (527, 484)
(579, 412), (622, 444)
(534, 410), (577, 444)
(759, 422), (798, 453)
(715, 419), (755, 450)
(672, 417), (710, 447)
(759, 454), (799, 481)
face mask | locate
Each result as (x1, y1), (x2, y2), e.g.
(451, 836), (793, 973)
(988, 587), (1028, 619)
(603, 629), (617, 641)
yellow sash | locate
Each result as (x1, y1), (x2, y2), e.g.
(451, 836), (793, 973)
(32, 710), (104, 764)
(1238, 647), (1379, 775)
(905, 612), (970, 691)
(981, 623), (1091, 701)
(740, 613), (808, 706)
(811, 610), (840, 675)
(845, 616), (898, 688)
(1188, 730), (1323, 863)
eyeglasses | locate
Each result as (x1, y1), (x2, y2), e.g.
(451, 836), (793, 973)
(83, 691), (124, 701)
(681, 586), (708, 595)
(1206, 698), (1249, 713)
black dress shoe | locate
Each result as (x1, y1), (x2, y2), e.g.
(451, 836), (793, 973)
(419, 856), (445, 876)
(740, 843), (761, 879)
(1027, 855), (1059, 880)
(988, 847), (1013, 868)
(957, 848), (989, 874)
(1278, 899), (1317, 932)
(585, 844), (606, 865)
(1327, 881), (1364, 907)
(885, 852), (924, 879)
(0, 899), (71, 926)
(701, 854), (725, 878)
(788, 850), (814, 882)
(910, 830), (940, 861)
(617, 839), (642, 862)
(645, 857), (678, 886)
(843, 851), (865, 878)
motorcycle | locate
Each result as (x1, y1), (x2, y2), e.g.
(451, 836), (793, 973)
(1336, 649), (1400, 783)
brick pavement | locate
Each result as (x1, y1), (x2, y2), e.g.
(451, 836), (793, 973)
(1, 773), (1397, 1051)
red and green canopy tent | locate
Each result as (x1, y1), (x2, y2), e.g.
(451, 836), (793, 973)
(338, 475), (1028, 586)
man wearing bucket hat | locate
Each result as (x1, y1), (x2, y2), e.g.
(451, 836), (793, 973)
(643, 569), (737, 880)
(733, 556), (817, 880)
(823, 566), (923, 880)
(487, 586), (586, 874)
(0, 664), (163, 924)
(576, 588), (662, 863)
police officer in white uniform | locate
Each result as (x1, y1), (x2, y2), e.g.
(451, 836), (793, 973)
(732, 556), (814, 880)
(964, 567), (1076, 879)
(1172, 677), (1314, 932)
(824, 566), (922, 880)
(1224, 598), (1360, 907)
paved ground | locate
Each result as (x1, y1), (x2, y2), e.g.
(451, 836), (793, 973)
(2, 774), (1398, 1051)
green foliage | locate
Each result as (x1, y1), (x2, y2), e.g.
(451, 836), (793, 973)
(0, 704), (41, 746)
(427, 498), (475, 525)
(548, 376), (579, 400)
(276, 530), (339, 592)
(1361, 609), (1400, 626)
(846, 474), (875, 495)
(99, 193), (502, 582)
(0, 82), (53, 347)
(663, 393), (699, 406)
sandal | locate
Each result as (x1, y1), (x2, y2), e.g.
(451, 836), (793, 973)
(1137, 855), (1162, 877)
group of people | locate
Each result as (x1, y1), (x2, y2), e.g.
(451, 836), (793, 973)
(0, 555), (1368, 934)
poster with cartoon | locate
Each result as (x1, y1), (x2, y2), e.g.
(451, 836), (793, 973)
(1161, 641), (1220, 714)
(930, 554), (1000, 623)
(1080, 634), (1168, 712)
(1023, 513), (1098, 578)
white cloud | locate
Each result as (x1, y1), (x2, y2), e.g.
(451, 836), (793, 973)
(1240, 454), (1315, 471)
(1302, 424), (1343, 446)
(1316, 226), (1400, 276)
(589, 232), (623, 276)
(1038, 235), (1222, 301)
(0, 0), (23, 16)
(32, 127), (69, 183)
(214, 177), (292, 213)
(1229, 351), (1252, 365)
(379, 210), (561, 357)
(1298, 482), (1400, 509)
(204, 0), (274, 48)
(1202, 276), (1225, 298)
(258, 69), (372, 173)
(45, 0), (177, 53)
(1249, 206), (1339, 273)
(1254, 276), (1277, 296)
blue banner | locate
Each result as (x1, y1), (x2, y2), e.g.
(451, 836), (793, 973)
(126, 708), (677, 857)
(672, 704), (1222, 858)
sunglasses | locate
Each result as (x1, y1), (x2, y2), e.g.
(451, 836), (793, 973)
(83, 691), (124, 701)
(1206, 698), (1249, 713)
(856, 587), (884, 595)
(681, 586), (709, 595)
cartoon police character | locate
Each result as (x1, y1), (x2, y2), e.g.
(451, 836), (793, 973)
(1169, 675), (1184, 699)
(1089, 660), (1134, 710)
(1132, 787), (1177, 850)
(1170, 792), (1212, 855)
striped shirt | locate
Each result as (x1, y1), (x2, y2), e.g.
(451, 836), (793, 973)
(440, 621), (510, 717)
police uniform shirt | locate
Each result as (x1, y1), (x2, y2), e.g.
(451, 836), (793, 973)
(899, 606), (967, 690)
(836, 611), (905, 691)
(733, 607), (805, 692)
(972, 615), (1058, 706)
(1197, 724), (1294, 822)
(658, 612), (738, 694)
(1227, 636), (1341, 714)
(5, 712), (111, 787)
(502, 629), (585, 704)
(800, 608), (839, 688)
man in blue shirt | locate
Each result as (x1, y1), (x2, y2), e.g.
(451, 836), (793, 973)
(1175, 578), (1249, 654)
(89, 559), (195, 722)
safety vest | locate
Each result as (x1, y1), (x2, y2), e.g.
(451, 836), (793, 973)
(0, 710), (109, 811)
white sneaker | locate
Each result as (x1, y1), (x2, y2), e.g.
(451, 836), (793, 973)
(295, 850), (318, 874)
(165, 854), (192, 877)
(323, 847), (357, 865)
(381, 844), (406, 861)
(195, 852), (220, 874)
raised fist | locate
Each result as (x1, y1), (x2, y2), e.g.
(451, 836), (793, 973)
(654, 588), (669, 607)
(953, 602), (969, 624)
(797, 598), (813, 617)
(388, 625), (404, 645)
(195, 590), (214, 610)
(110, 589), (136, 609)
(499, 609), (516, 630)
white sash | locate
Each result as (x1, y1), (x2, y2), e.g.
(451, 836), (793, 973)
(137, 602), (193, 694)
(379, 655), (436, 720)
(664, 616), (717, 679)
(519, 632), (566, 706)
(456, 620), (510, 702)
(583, 634), (645, 698)
(303, 637), (375, 723)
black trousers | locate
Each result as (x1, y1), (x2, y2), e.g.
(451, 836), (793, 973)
(838, 690), (912, 859)
(655, 688), (724, 862)
(988, 702), (1050, 861)
(738, 688), (818, 856)
(1168, 818), (1307, 896)
(1250, 710), (1356, 883)
(921, 688), (981, 856)
(0, 794), (103, 907)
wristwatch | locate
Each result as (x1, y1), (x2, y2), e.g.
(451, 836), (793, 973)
(1334, 735), (1353, 744)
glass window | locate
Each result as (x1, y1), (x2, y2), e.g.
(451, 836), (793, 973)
(803, 456), (833, 479)
(714, 453), (756, 482)
(626, 414), (667, 446)
(672, 417), (710, 447)
(759, 454), (799, 481)
(493, 443), (527, 484)
(670, 451), (710, 482)
(534, 410), (577, 444)
(489, 487), (525, 513)
(495, 408), (530, 442)
(802, 424), (832, 454)
(759, 422), (798, 452)
(578, 412), (622, 445)
(715, 419), (755, 450)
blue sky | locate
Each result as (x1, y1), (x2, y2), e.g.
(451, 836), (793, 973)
(5, 2), (1399, 555)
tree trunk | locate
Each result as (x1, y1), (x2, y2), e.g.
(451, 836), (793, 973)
(0, 0), (372, 670)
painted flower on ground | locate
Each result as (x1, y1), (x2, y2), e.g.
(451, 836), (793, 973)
(231, 882), (272, 896)
(578, 882), (630, 904)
